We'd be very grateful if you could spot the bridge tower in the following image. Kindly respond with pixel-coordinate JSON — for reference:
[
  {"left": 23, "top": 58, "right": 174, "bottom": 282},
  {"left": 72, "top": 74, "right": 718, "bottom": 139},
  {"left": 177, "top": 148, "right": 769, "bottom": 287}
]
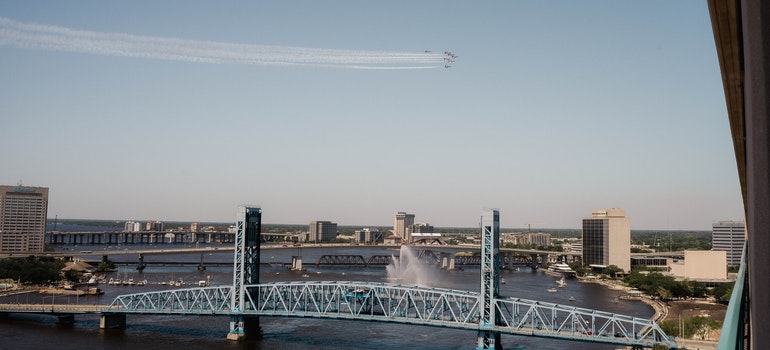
[
  {"left": 477, "top": 209, "right": 502, "bottom": 350},
  {"left": 228, "top": 206, "right": 262, "bottom": 341}
]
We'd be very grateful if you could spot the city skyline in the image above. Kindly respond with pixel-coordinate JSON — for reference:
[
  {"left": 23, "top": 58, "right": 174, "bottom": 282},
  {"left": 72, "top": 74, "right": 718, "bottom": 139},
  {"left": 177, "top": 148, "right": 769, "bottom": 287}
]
[{"left": 1, "top": 2, "right": 744, "bottom": 230}]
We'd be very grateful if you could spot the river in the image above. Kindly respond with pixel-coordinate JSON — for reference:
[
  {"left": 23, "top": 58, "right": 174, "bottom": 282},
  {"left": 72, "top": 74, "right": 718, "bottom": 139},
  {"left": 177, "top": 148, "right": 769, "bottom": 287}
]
[{"left": 0, "top": 244, "right": 653, "bottom": 349}]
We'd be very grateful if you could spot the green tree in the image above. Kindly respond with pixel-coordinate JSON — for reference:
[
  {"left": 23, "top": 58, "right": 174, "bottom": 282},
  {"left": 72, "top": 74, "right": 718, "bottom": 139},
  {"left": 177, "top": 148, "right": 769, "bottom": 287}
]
[
  {"left": 603, "top": 265, "right": 623, "bottom": 278},
  {"left": 711, "top": 282, "right": 735, "bottom": 303},
  {"left": 687, "top": 316, "right": 720, "bottom": 340},
  {"left": 0, "top": 256, "right": 64, "bottom": 284}
]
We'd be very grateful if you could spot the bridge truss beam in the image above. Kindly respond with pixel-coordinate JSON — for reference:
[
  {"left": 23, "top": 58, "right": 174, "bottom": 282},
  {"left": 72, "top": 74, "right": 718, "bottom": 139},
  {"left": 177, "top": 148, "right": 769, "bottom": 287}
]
[{"left": 103, "top": 282, "right": 675, "bottom": 349}]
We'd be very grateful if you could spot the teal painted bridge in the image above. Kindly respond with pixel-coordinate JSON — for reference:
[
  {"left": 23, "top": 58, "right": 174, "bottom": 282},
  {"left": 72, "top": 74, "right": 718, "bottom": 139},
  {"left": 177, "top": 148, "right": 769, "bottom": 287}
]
[{"left": 104, "top": 281, "right": 675, "bottom": 348}]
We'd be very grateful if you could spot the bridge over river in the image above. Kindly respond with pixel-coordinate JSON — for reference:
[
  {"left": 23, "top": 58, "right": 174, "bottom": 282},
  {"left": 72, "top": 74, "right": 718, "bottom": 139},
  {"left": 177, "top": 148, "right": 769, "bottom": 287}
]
[{"left": 0, "top": 207, "right": 676, "bottom": 349}]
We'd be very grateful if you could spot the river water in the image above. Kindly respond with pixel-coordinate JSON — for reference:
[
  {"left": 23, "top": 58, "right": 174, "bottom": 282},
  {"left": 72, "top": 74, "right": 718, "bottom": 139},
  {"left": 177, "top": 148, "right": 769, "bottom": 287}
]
[{"left": 0, "top": 244, "right": 652, "bottom": 349}]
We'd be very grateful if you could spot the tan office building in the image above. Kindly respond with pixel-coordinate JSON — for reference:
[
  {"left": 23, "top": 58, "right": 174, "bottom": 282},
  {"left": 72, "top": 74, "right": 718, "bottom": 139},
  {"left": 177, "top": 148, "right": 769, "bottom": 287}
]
[
  {"left": 0, "top": 185, "right": 49, "bottom": 253},
  {"left": 582, "top": 208, "right": 631, "bottom": 272},
  {"left": 394, "top": 212, "right": 415, "bottom": 242}
]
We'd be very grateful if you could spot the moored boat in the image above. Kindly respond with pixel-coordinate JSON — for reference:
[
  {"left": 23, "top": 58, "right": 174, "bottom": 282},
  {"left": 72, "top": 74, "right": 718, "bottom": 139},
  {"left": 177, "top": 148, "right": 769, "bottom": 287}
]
[{"left": 544, "top": 263, "right": 576, "bottom": 278}]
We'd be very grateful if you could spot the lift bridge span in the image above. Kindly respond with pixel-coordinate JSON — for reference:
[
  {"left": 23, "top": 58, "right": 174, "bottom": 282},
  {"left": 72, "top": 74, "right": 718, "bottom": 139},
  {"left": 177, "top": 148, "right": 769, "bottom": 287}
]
[
  {"left": 67, "top": 207, "right": 677, "bottom": 349},
  {"left": 105, "top": 281, "right": 673, "bottom": 349}
]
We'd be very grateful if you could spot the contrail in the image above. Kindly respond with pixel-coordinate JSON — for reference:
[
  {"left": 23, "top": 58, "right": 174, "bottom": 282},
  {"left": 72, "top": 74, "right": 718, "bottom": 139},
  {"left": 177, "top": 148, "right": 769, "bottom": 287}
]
[{"left": 0, "top": 17, "right": 452, "bottom": 70}]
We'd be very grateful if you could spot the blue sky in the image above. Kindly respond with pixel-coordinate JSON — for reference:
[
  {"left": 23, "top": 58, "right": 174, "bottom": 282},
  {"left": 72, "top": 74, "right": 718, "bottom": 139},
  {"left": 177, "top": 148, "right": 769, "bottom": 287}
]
[{"left": 0, "top": 1, "right": 743, "bottom": 230}]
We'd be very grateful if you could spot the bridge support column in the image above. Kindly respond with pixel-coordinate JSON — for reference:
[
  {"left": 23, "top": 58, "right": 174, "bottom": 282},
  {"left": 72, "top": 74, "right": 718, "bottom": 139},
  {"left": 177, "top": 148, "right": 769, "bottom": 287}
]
[
  {"left": 137, "top": 254, "right": 146, "bottom": 271},
  {"left": 477, "top": 209, "right": 502, "bottom": 350},
  {"left": 529, "top": 254, "right": 539, "bottom": 269},
  {"left": 227, "top": 315, "right": 261, "bottom": 341},
  {"left": 100, "top": 313, "right": 126, "bottom": 329},
  {"left": 198, "top": 252, "right": 207, "bottom": 271},
  {"left": 229, "top": 206, "right": 263, "bottom": 341},
  {"left": 291, "top": 256, "right": 303, "bottom": 271},
  {"left": 476, "top": 330, "right": 502, "bottom": 350}
]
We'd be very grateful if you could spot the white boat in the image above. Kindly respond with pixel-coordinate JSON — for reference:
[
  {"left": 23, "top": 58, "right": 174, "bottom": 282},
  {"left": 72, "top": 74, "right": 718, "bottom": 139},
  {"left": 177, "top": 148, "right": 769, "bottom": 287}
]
[
  {"left": 544, "top": 263, "right": 576, "bottom": 278},
  {"left": 547, "top": 287, "right": 558, "bottom": 293},
  {"left": 556, "top": 277, "right": 567, "bottom": 287},
  {"left": 569, "top": 296, "right": 576, "bottom": 301}
]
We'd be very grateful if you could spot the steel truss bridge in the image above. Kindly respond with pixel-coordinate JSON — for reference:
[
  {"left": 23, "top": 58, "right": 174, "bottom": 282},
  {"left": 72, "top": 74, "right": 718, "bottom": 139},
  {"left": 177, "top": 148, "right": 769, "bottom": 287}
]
[
  {"left": 105, "top": 281, "right": 673, "bottom": 348},
  {"left": 4, "top": 207, "right": 676, "bottom": 349}
]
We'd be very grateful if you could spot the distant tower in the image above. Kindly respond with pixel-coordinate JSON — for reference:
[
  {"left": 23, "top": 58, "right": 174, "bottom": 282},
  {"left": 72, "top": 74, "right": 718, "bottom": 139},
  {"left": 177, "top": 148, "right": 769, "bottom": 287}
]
[
  {"left": 581, "top": 208, "right": 631, "bottom": 272},
  {"left": 0, "top": 185, "right": 49, "bottom": 253},
  {"left": 393, "top": 212, "right": 415, "bottom": 242},
  {"left": 712, "top": 220, "right": 746, "bottom": 266}
]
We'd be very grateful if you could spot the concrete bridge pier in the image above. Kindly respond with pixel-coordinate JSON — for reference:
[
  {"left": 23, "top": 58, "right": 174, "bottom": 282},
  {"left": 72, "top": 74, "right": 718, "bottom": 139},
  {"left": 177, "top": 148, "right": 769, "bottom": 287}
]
[
  {"left": 227, "top": 315, "right": 260, "bottom": 341},
  {"left": 441, "top": 253, "right": 456, "bottom": 270},
  {"left": 539, "top": 254, "right": 549, "bottom": 268},
  {"left": 291, "top": 256, "right": 303, "bottom": 271},
  {"left": 100, "top": 313, "right": 126, "bottom": 329}
]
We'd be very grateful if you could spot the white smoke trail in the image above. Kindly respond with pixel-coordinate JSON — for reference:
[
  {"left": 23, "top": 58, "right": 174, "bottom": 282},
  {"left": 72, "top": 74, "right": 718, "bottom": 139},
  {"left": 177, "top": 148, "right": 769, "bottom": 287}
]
[{"left": 0, "top": 17, "right": 448, "bottom": 70}]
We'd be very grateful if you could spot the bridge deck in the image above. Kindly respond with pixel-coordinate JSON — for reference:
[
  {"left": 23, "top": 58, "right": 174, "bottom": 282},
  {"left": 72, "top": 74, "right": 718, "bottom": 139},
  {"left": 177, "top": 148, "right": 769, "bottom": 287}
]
[{"left": 0, "top": 304, "right": 109, "bottom": 313}]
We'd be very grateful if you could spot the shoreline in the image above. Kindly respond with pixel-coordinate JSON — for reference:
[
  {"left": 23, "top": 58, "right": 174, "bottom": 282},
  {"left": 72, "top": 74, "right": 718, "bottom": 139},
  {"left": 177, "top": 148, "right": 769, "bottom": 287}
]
[{"left": 579, "top": 278, "right": 668, "bottom": 322}]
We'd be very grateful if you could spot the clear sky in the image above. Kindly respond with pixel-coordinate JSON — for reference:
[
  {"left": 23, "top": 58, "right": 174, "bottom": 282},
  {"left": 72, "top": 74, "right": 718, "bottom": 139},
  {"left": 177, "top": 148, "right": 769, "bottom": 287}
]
[{"left": 0, "top": 1, "right": 744, "bottom": 230}]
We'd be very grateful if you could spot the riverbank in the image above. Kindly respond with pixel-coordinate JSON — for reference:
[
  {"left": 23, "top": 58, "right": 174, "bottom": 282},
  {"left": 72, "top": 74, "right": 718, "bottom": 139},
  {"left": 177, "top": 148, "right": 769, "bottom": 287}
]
[
  {"left": 580, "top": 278, "right": 669, "bottom": 322},
  {"left": 580, "top": 277, "right": 725, "bottom": 348}
]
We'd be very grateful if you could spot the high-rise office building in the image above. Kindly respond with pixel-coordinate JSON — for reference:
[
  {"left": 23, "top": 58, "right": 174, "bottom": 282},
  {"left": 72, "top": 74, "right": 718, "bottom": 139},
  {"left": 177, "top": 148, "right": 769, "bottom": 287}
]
[
  {"left": 712, "top": 220, "right": 746, "bottom": 266},
  {"left": 410, "top": 223, "right": 434, "bottom": 234},
  {"left": 394, "top": 212, "right": 415, "bottom": 242},
  {"left": 354, "top": 228, "right": 383, "bottom": 244},
  {"left": 309, "top": 220, "right": 337, "bottom": 243},
  {"left": 0, "top": 185, "right": 49, "bottom": 253},
  {"left": 581, "top": 208, "right": 631, "bottom": 272}
]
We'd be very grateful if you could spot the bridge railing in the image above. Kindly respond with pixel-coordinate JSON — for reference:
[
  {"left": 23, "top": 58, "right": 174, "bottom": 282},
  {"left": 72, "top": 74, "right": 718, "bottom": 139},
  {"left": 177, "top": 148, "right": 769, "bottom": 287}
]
[
  {"left": 105, "top": 286, "right": 234, "bottom": 314},
  {"left": 242, "top": 281, "right": 481, "bottom": 328},
  {"left": 494, "top": 297, "right": 676, "bottom": 348},
  {"left": 717, "top": 244, "right": 748, "bottom": 350}
]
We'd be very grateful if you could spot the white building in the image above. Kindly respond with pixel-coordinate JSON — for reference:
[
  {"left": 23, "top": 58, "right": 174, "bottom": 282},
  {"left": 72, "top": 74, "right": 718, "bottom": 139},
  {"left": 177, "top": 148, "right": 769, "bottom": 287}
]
[{"left": 712, "top": 220, "right": 746, "bottom": 266}]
